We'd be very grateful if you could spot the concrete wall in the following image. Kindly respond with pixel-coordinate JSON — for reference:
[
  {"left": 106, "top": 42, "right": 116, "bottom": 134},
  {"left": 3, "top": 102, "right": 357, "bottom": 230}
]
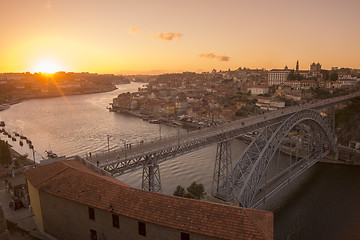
[
  {"left": 27, "top": 180, "right": 44, "bottom": 231},
  {"left": 39, "top": 191, "right": 221, "bottom": 240}
]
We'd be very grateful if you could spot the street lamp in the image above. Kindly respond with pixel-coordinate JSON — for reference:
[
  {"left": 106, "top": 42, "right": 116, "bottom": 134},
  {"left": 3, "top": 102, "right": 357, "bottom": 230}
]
[
  {"left": 107, "top": 135, "right": 111, "bottom": 154},
  {"left": 177, "top": 127, "right": 180, "bottom": 145},
  {"left": 159, "top": 124, "right": 162, "bottom": 140},
  {"left": 120, "top": 139, "right": 127, "bottom": 160}
]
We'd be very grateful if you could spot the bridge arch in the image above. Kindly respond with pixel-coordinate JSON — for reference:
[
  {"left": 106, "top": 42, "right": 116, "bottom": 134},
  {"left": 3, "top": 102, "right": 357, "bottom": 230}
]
[{"left": 229, "top": 109, "right": 335, "bottom": 208}]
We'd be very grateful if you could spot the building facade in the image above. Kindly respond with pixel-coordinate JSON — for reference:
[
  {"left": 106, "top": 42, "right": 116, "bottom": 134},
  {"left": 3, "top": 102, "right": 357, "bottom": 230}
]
[
  {"left": 246, "top": 85, "right": 270, "bottom": 95},
  {"left": 268, "top": 69, "right": 290, "bottom": 85},
  {"left": 25, "top": 160, "right": 273, "bottom": 240}
]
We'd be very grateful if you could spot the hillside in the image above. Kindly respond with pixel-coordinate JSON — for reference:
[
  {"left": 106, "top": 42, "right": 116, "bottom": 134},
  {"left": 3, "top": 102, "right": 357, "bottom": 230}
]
[{"left": 335, "top": 97, "right": 360, "bottom": 145}]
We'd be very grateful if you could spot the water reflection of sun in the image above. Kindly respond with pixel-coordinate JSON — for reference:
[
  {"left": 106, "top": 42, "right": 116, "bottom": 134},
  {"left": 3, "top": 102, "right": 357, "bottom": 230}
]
[{"left": 33, "top": 61, "right": 62, "bottom": 74}]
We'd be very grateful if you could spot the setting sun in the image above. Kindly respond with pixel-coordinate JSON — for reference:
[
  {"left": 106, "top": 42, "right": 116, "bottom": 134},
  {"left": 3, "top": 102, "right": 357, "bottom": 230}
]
[{"left": 33, "top": 61, "right": 62, "bottom": 74}]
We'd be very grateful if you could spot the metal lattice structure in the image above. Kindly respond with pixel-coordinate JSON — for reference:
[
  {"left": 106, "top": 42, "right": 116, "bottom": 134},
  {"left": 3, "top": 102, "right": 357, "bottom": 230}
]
[
  {"left": 142, "top": 163, "right": 162, "bottom": 193},
  {"left": 212, "top": 140, "right": 232, "bottom": 200},
  {"left": 227, "top": 109, "right": 335, "bottom": 208}
]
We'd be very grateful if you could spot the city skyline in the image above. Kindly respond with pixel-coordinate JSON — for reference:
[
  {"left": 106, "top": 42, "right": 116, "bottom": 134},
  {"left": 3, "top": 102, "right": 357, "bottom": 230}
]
[{"left": 1, "top": 0, "right": 360, "bottom": 74}]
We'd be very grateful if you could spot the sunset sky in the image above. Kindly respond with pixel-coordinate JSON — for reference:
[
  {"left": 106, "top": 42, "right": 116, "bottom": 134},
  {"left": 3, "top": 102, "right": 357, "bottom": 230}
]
[{"left": 1, "top": 0, "right": 360, "bottom": 74}]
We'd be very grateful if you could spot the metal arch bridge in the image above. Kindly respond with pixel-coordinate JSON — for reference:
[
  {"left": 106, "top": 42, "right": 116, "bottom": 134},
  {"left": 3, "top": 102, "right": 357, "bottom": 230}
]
[
  {"left": 84, "top": 91, "right": 360, "bottom": 207},
  {"left": 212, "top": 108, "right": 334, "bottom": 208}
]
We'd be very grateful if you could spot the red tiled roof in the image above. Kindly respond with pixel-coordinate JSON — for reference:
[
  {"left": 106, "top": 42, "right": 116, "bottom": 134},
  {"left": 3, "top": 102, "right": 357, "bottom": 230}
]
[{"left": 24, "top": 160, "right": 273, "bottom": 240}]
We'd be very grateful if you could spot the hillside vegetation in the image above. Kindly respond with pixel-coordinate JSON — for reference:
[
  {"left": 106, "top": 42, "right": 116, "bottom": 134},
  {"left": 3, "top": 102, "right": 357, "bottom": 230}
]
[{"left": 335, "top": 97, "right": 360, "bottom": 145}]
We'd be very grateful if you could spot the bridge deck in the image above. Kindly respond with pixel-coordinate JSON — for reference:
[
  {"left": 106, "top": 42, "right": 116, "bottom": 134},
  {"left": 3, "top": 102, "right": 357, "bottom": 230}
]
[{"left": 85, "top": 91, "right": 360, "bottom": 175}]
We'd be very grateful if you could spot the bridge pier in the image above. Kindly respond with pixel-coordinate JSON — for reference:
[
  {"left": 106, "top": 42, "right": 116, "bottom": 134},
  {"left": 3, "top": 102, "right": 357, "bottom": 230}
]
[
  {"left": 142, "top": 163, "right": 162, "bottom": 193},
  {"left": 211, "top": 140, "right": 232, "bottom": 201}
]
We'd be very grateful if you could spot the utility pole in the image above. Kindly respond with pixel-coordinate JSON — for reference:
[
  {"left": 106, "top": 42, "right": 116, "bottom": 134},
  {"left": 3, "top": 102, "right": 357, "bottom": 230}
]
[
  {"left": 107, "top": 135, "right": 111, "bottom": 154},
  {"left": 32, "top": 149, "right": 36, "bottom": 166},
  {"left": 120, "top": 139, "right": 127, "bottom": 160},
  {"left": 159, "top": 124, "right": 162, "bottom": 140},
  {"left": 177, "top": 127, "right": 180, "bottom": 145}
]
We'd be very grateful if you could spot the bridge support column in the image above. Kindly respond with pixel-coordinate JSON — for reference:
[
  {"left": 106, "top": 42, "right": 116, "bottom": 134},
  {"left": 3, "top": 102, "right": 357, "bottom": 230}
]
[
  {"left": 142, "top": 164, "right": 162, "bottom": 193},
  {"left": 211, "top": 140, "right": 232, "bottom": 201}
]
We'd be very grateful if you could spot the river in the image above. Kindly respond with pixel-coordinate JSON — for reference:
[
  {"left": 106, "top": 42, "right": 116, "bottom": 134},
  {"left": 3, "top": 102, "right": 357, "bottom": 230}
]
[{"left": 0, "top": 82, "right": 359, "bottom": 240}]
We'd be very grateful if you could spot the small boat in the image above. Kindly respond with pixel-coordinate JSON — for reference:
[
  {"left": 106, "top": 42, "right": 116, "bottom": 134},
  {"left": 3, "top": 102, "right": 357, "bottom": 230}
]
[
  {"left": 0, "top": 121, "right": 5, "bottom": 127},
  {"left": 14, "top": 132, "right": 20, "bottom": 137},
  {"left": 148, "top": 119, "right": 160, "bottom": 124},
  {"left": 45, "top": 150, "right": 58, "bottom": 158},
  {"left": 20, "top": 135, "right": 27, "bottom": 140},
  {"left": 12, "top": 137, "right": 16, "bottom": 141},
  {"left": 26, "top": 139, "right": 32, "bottom": 144},
  {"left": 29, "top": 145, "right": 34, "bottom": 149},
  {"left": 8, "top": 134, "right": 11, "bottom": 138},
  {"left": 19, "top": 141, "right": 23, "bottom": 146}
]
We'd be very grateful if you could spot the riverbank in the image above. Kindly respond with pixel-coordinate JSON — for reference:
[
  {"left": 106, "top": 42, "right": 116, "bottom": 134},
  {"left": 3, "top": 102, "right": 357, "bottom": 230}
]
[
  {"left": 111, "top": 108, "right": 205, "bottom": 129},
  {"left": 277, "top": 142, "right": 360, "bottom": 166},
  {"left": 0, "top": 84, "right": 118, "bottom": 112},
  {"left": 319, "top": 152, "right": 360, "bottom": 166}
]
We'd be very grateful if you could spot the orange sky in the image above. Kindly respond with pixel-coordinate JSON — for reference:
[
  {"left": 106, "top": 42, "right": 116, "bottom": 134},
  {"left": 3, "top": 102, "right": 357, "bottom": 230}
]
[{"left": 1, "top": 0, "right": 360, "bottom": 74}]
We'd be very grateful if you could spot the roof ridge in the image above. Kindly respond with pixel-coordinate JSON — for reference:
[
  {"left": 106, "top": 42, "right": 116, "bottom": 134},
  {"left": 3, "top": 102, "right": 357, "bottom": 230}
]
[{"left": 33, "top": 163, "right": 71, "bottom": 188}]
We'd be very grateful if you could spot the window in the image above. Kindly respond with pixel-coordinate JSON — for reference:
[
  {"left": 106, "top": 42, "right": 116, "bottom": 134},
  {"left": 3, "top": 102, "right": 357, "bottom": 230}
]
[
  {"left": 138, "top": 221, "right": 146, "bottom": 236},
  {"left": 88, "top": 207, "right": 95, "bottom": 220},
  {"left": 181, "top": 232, "right": 190, "bottom": 240},
  {"left": 112, "top": 214, "right": 119, "bottom": 228},
  {"left": 90, "top": 229, "right": 97, "bottom": 240}
]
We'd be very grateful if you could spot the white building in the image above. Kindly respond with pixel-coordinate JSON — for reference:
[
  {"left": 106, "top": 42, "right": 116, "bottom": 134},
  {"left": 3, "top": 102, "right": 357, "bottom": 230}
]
[
  {"left": 268, "top": 69, "right": 290, "bottom": 85},
  {"left": 256, "top": 97, "right": 285, "bottom": 110},
  {"left": 246, "top": 85, "right": 270, "bottom": 95},
  {"left": 284, "top": 80, "right": 301, "bottom": 90}
]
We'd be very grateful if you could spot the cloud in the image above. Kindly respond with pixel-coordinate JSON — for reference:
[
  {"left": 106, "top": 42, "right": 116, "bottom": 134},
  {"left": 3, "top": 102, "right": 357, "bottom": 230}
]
[
  {"left": 199, "top": 53, "right": 230, "bottom": 61},
  {"left": 199, "top": 53, "right": 217, "bottom": 59},
  {"left": 217, "top": 55, "right": 230, "bottom": 61},
  {"left": 155, "top": 32, "right": 182, "bottom": 41},
  {"left": 128, "top": 27, "right": 141, "bottom": 34}
]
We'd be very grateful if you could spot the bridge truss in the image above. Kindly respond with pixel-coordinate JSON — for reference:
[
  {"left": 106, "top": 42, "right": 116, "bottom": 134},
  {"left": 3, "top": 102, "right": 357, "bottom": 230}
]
[
  {"left": 87, "top": 92, "right": 359, "bottom": 197},
  {"left": 212, "top": 109, "right": 335, "bottom": 208}
]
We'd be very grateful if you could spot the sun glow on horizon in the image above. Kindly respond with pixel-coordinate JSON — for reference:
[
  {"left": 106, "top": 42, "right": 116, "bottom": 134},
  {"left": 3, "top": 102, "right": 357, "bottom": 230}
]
[{"left": 32, "top": 61, "right": 64, "bottom": 74}]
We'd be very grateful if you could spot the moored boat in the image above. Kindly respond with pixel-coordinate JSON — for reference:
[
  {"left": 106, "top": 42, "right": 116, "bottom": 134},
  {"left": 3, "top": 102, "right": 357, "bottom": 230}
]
[
  {"left": 148, "top": 119, "right": 160, "bottom": 124},
  {"left": 45, "top": 150, "right": 58, "bottom": 158}
]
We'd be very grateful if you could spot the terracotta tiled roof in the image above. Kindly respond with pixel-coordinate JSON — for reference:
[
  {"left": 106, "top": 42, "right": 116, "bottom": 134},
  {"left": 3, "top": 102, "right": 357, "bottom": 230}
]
[{"left": 24, "top": 160, "right": 273, "bottom": 240}]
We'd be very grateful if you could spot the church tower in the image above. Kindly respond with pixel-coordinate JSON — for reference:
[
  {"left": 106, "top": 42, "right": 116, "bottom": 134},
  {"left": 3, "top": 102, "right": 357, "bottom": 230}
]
[{"left": 296, "top": 60, "right": 299, "bottom": 72}]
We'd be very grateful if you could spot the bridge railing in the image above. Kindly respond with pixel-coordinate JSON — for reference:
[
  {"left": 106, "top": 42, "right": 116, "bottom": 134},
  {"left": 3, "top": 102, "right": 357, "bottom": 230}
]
[{"left": 83, "top": 91, "right": 360, "bottom": 162}]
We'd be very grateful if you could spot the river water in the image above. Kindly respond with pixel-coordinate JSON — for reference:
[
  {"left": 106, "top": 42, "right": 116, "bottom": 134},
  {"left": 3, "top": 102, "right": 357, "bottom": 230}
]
[{"left": 0, "top": 82, "right": 359, "bottom": 239}]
